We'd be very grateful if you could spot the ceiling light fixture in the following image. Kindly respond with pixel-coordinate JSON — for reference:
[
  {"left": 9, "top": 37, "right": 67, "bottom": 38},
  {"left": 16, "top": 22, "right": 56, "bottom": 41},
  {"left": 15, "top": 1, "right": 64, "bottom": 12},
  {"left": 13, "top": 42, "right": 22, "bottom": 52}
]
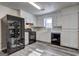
[{"left": 28, "top": 2, "right": 41, "bottom": 10}]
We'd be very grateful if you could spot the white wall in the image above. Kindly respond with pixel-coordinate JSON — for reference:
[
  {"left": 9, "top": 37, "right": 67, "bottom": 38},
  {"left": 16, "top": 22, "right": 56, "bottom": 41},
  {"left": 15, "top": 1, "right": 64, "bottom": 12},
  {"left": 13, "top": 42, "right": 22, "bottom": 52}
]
[
  {"left": 20, "top": 10, "right": 36, "bottom": 26},
  {"left": 0, "top": 5, "right": 19, "bottom": 18},
  {"left": 0, "top": 5, "right": 19, "bottom": 51}
]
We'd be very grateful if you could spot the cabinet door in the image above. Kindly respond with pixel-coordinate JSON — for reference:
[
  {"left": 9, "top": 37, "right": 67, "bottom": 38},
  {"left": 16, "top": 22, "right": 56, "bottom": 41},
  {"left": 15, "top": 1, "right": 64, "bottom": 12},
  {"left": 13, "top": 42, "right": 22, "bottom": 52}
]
[
  {"left": 56, "top": 15, "right": 62, "bottom": 26},
  {"left": 25, "top": 32, "right": 29, "bottom": 45},
  {"left": 53, "top": 13, "right": 62, "bottom": 26},
  {"left": 62, "top": 13, "right": 78, "bottom": 29},
  {"left": 61, "top": 30, "right": 78, "bottom": 48},
  {"left": 53, "top": 16, "right": 57, "bottom": 26}
]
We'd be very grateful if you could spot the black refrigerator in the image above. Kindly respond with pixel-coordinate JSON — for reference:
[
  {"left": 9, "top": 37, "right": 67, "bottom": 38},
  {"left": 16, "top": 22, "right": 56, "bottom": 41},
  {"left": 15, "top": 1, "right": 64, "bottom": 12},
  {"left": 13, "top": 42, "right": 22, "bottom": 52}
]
[{"left": 1, "top": 15, "right": 25, "bottom": 55}]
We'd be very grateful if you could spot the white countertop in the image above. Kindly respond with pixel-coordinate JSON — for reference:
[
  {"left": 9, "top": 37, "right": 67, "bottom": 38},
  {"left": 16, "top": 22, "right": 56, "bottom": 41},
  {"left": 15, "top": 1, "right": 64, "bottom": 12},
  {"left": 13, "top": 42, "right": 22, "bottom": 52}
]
[
  {"left": 51, "top": 29, "right": 62, "bottom": 33},
  {"left": 52, "top": 31, "right": 61, "bottom": 33}
]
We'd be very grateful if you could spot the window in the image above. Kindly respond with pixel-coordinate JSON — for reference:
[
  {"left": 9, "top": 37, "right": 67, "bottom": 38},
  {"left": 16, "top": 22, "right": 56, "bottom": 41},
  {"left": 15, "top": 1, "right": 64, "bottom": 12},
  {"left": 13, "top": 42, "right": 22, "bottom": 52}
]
[{"left": 44, "top": 17, "right": 52, "bottom": 28}]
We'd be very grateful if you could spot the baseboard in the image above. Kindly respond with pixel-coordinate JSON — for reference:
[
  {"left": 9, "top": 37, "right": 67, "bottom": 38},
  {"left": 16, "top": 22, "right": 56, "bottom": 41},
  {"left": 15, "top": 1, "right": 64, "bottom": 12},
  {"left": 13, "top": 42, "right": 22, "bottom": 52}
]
[
  {"left": 37, "top": 40, "right": 79, "bottom": 51},
  {"left": 37, "top": 40, "right": 51, "bottom": 44},
  {"left": 0, "top": 48, "right": 6, "bottom": 51},
  {"left": 2, "top": 49, "right": 7, "bottom": 53},
  {"left": 60, "top": 45, "right": 79, "bottom": 50}
]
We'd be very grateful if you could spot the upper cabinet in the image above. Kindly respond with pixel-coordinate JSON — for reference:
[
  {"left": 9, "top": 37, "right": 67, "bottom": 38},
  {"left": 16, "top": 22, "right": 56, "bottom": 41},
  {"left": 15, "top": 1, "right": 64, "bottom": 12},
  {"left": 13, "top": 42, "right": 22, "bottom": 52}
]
[
  {"left": 53, "top": 12, "right": 62, "bottom": 27},
  {"left": 56, "top": 12, "right": 62, "bottom": 26},
  {"left": 35, "top": 16, "right": 44, "bottom": 27},
  {"left": 52, "top": 15, "right": 57, "bottom": 27},
  {"left": 61, "top": 6, "right": 79, "bottom": 29},
  {"left": 61, "top": 13, "right": 78, "bottom": 29}
]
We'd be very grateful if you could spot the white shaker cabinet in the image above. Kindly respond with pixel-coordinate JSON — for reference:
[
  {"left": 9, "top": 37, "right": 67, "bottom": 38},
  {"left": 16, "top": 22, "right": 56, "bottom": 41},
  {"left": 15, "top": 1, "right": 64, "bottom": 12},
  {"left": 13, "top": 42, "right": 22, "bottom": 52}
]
[
  {"left": 25, "top": 32, "right": 29, "bottom": 45},
  {"left": 61, "top": 13, "right": 79, "bottom": 49},
  {"left": 56, "top": 12, "right": 62, "bottom": 26},
  {"left": 61, "top": 6, "right": 79, "bottom": 49},
  {"left": 53, "top": 16, "right": 57, "bottom": 26},
  {"left": 36, "top": 30, "right": 51, "bottom": 43},
  {"left": 61, "top": 30, "right": 79, "bottom": 49},
  {"left": 53, "top": 12, "right": 62, "bottom": 27},
  {"left": 61, "top": 13, "right": 78, "bottom": 29}
]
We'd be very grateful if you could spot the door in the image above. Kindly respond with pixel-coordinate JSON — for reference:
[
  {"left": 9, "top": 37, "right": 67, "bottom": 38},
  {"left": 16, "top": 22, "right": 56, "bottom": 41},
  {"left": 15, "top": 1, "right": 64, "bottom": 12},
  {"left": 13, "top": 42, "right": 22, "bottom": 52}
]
[
  {"left": 29, "top": 31, "right": 36, "bottom": 44},
  {"left": 62, "top": 13, "right": 78, "bottom": 29},
  {"left": 61, "top": 30, "right": 78, "bottom": 49},
  {"left": 25, "top": 32, "right": 29, "bottom": 45},
  {"left": 7, "top": 15, "right": 24, "bottom": 54}
]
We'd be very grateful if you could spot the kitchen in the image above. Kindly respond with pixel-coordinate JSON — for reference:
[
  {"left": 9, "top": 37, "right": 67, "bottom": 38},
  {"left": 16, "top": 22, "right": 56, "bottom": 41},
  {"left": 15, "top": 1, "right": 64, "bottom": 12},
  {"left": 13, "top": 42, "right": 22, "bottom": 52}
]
[{"left": 0, "top": 2, "right": 79, "bottom": 56}]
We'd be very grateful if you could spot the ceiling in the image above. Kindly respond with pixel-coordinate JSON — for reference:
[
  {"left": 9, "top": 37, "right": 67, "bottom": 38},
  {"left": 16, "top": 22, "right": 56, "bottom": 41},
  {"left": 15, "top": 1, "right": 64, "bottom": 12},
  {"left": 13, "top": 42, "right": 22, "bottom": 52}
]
[{"left": 0, "top": 2, "right": 79, "bottom": 15}]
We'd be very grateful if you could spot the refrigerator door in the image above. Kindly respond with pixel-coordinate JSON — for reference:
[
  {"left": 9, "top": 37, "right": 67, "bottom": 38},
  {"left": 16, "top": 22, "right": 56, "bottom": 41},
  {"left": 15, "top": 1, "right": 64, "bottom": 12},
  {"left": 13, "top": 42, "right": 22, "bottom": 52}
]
[
  {"left": 61, "top": 30, "right": 78, "bottom": 49},
  {"left": 7, "top": 15, "right": 25, "bottom": 55}
]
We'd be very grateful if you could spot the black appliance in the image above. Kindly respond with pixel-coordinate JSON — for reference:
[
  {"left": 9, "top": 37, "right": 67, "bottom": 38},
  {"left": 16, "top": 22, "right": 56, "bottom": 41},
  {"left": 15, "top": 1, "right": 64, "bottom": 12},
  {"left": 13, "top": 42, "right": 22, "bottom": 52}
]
[
  {"left": 51, "top": 33, "right": 60, "bottom": 46},
  {"left": 1, "top": 15, "right": 25, "bottom": 55},
  {"left": 29, "top": 31, "right": 36, "bottom": 44}
]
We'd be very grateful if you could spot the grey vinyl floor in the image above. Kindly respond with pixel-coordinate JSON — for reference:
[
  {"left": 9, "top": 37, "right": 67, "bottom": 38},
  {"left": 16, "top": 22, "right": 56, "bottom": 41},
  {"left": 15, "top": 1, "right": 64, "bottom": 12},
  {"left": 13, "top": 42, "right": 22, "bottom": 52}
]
[{"left": 1, "top": 41, "right": 79, "bottom": 56}]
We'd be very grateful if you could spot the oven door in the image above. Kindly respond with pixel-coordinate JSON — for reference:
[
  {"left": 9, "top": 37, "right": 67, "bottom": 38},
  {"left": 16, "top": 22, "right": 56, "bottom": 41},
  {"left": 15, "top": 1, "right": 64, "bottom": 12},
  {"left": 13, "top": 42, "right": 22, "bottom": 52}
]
[{"left": 29, "top": 32, "right": 36, "bottom": 44}]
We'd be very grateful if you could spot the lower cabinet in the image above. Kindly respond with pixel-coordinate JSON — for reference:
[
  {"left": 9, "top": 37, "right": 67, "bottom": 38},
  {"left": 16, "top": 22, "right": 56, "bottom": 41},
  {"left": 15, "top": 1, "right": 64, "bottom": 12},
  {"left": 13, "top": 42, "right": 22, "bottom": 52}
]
[
  {"left": 61, "top": 30, "right": 79, "bottom": 49},
  {"left": 25, "top": 31, "right": 36, "bottom": 45}
]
